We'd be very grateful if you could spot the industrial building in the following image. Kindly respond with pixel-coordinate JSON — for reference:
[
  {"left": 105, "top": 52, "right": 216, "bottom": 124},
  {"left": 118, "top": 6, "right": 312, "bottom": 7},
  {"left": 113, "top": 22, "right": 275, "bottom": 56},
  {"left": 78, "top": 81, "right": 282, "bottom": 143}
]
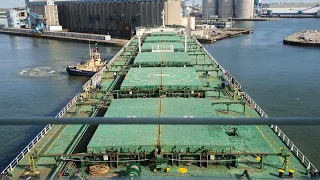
[
  {"left": 266, "top": 3, "right": 320, "bottom": 15},
  {"left": 5, "top": 8, "right": 28, "bottom": 28},
  {"left": 202, "top": 0, "right": 254, "bottom": 18},
  {"left": 26, "top": 0, "right": 181, "bottom": 37},
  {"left": 0, "top": 9, "right": 8, "bottom": 28}
]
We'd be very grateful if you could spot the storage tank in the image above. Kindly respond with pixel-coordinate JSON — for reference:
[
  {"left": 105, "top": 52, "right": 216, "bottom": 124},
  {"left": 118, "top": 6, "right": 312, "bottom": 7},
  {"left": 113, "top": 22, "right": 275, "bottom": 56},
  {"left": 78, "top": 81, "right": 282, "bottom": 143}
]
[
  {"left": 235, "top": 0, "right": 254, "bottom": 18},
  {"left": 105, "top": 35, "right": 111, "bottom": 41},
  {"left": 188, "top": 16, "right": 195, "bottom": 30},
  {"left": 202, "top": 0, "right": 218, "bottom": 17},
  {"left": 181, "top": 17, "right": 188, "bottom": 27},
  {"left": 218, "top": 0, "right": 234, "bottom": 18}
]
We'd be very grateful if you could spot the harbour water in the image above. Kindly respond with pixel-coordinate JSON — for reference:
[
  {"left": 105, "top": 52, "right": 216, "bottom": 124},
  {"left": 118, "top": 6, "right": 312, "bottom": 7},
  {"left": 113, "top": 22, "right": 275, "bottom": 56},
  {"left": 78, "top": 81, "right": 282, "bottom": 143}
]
[{"left": 0, "top": 18, "right": 320, "bottom": 170}]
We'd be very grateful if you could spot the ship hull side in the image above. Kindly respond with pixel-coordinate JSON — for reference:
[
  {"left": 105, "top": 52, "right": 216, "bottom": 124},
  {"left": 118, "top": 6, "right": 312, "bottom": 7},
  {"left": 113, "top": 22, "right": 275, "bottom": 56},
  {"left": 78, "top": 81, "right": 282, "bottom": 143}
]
[{"left": 66, "top": 67, "right": 96, "bottom": 76}]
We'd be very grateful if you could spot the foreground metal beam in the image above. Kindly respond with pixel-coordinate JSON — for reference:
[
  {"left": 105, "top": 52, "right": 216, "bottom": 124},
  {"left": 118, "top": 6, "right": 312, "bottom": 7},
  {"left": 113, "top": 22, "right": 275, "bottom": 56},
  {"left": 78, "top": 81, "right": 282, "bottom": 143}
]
[{"left": 0, "top": 117, "right": 320, "bottom": 125}]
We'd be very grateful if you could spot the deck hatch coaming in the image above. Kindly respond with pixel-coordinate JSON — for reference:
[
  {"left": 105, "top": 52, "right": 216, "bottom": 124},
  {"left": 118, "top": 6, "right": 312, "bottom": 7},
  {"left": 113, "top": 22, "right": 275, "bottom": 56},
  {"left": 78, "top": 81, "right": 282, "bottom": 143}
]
[
  {"left": 120, "top": 67, "right": 203, "bottom": 90},
  {"left": 87, "top": 98, "right": 222, "bottom": 153},
  {"left": 133, "top": 52, "right": 191, "bottom": 66}
]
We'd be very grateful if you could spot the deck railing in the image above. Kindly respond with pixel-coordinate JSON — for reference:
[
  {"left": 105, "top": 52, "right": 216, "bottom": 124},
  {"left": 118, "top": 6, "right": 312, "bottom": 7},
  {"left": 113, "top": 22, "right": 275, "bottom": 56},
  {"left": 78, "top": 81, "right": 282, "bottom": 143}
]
[
  {"left": 192, "top": 36, "right": 242, "bottom": 90},
  {"left": 243, "top": 92, "right": 318, "bottom": 173},
  {"left": 2, "top": 30, "right": 318, "bottom": 176},
  {"left": 1, "top": 94, "right": 81, "bottom": 174},
  {"left": 193, "top": 35, "right": 318, "bottom": 174},
  {"left": 55, "top": 93, "right": 81, "bottom": 118},
  {"left": 82, "top": 38, "right": 134, "bottom": 92},
  {"left": 1, "top": 38, "right": 135, "bottom": 175}
]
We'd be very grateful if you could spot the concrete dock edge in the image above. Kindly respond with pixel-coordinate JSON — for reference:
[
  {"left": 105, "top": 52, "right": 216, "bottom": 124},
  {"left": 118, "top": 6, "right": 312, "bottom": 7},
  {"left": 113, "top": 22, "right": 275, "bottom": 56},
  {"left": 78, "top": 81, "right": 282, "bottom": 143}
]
[{"left": 0, "top": 30, "right": 129, "bottom": 47}]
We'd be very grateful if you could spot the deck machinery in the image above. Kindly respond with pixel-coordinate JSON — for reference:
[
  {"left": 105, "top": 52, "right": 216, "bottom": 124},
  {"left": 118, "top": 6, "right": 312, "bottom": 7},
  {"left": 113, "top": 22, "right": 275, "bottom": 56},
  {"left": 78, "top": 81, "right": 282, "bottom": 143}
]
[{"left": 1, "top": 24, "right": 319, "bottom": 180}]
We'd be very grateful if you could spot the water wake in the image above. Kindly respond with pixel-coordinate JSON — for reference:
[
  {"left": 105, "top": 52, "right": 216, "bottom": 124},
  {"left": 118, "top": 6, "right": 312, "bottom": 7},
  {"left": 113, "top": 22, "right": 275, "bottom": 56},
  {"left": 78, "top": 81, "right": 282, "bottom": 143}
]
[{"left": 17, "top": 66, "right": 57, "bottom": 77}]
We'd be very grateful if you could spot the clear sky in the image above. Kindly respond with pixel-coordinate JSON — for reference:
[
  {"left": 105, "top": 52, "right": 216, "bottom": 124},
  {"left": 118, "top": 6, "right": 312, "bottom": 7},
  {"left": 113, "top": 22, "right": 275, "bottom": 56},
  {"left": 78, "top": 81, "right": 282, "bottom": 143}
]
[{"left": 0, "top": 0, "right": 319, "bottom": 8}]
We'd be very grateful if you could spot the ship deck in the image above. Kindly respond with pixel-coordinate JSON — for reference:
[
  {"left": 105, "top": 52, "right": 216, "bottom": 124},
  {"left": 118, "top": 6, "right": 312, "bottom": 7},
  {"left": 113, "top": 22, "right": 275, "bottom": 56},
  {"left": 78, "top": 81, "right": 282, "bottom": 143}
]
[{"left": 5, "top": 28, "right": 312, "bottom": 180}]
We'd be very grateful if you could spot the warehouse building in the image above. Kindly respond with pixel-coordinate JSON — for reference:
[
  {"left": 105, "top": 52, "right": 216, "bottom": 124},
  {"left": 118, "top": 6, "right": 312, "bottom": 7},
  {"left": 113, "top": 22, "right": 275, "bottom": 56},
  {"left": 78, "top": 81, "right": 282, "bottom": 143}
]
[
  {"left": 26, "top": 0, "right": 181, "bottom": 37},
  {"left": 266, "top": 3, "right": 320, "bottom": 15}
]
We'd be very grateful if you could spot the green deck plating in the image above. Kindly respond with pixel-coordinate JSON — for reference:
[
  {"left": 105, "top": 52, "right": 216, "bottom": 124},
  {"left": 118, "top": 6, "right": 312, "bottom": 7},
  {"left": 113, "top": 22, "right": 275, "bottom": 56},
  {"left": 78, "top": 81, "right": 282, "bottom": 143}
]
[
  {"left": 2, "top": 27, "right": 317, "bottom": 180},
  {"left": 141, "top": 42, "right": 185, "bottom": 52},
  {"left": 121, "top": 67, "right": 202, "bottom": 90},
  {"left": 133, "top": 52, "right": 191, "bottom": 66}
]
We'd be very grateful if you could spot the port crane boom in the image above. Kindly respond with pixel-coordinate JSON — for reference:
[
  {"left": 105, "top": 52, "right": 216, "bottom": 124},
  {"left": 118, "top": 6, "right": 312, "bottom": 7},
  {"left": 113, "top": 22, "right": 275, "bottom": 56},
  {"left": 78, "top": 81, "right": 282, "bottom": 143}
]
[{"left": 26, "top": 8, "right": 46, "bottom": 35}]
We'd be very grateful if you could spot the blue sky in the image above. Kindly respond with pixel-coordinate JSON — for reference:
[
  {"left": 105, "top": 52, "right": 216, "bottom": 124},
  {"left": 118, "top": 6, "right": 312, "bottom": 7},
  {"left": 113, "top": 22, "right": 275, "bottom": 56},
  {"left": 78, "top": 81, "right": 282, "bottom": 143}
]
[{"left": 1, "top": 0, "right": 319, "bottom": 8}]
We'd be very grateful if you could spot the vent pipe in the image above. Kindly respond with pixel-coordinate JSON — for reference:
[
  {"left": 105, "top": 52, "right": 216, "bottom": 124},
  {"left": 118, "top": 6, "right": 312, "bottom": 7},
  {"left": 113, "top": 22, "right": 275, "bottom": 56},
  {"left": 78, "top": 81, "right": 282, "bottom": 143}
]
[
  {"left": 161, "top": 9, "right": 165, "bottom": 28},
  {"left": 138, "top": 35, "right": 141, "bottom": 52},
  {"left": 184, "top": 35, "right": 187, "bottom": 52}
]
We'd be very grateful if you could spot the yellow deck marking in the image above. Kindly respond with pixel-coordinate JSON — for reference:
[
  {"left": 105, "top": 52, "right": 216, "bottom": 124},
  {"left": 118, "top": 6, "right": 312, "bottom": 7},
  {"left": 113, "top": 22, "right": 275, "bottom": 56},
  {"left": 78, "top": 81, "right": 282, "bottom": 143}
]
[
  {"left": 245, "top": 110, "right": 287, "bottom": 166},
  {"left": 245, "top": 108, "right": 298, "bottom": 172},
  {"left": 260, "top": 125, "right": 299, "bottom": 172},
  {"left": 178, "top": 167, "right": 188, "bottom": 173}
]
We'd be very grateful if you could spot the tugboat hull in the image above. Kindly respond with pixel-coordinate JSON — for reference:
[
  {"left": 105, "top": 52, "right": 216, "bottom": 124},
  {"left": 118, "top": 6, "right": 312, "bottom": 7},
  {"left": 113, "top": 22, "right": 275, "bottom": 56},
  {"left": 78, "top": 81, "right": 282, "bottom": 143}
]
[{"left": 66, "top": 67, "right": 96, "bottom": 76}]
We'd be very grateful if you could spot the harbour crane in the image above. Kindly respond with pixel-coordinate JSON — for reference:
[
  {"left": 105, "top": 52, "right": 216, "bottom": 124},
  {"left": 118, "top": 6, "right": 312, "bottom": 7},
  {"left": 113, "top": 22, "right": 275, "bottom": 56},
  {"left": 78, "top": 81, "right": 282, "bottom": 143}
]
[
  {"left": 289, "top": 4, "right": 319, "bottom": 14},
  {"left": 115, "top": 14, "right": 130, "bottom": 31},
  {"left": 26, "top": 8, "right": 46, "bottom": 35}
]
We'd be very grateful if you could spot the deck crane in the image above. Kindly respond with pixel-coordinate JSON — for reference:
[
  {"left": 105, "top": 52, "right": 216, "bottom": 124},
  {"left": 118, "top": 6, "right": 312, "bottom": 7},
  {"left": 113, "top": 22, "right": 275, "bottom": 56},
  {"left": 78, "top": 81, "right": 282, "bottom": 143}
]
[{"left": 26, "top": 7, "right": 46, "bottom": 35}]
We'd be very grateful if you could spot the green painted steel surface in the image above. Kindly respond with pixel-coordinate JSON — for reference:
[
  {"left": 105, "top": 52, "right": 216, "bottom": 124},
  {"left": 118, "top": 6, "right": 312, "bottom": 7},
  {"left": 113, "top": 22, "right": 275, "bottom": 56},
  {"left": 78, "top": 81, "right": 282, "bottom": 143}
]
[
  {"left": 161, "top": 125, "right": 231, "bottom": 153},
  {"left": 151, "top": 32, "right": 177, "bottom": 36},
  {"left": 121, "top": 67, "right": 203, "bottom": 90},
  {"left": 133, "top": 52, "right": 191, "bottom": 66},
  {"left": 103, "top": 98, "right": 216, "bottom": 118},
  {"left": 145, "top": 36, "right": 182, "bottom": 42},
  {"left": 8, "top": 30, "right": 313, "bottom": 180},
  {"left": 88, "top": 98, "right": 218, "bottom": 153},
  {"left": 104, "top": 99, "right": 159, "bottom": 117},
  {"left": 160, "top": 98, "right": 216, "bottom": 117},
  {"left": 141, "top": 42, "right": 185, "bottom": 51},
  {"left": 87, "top": 124, "right": 158, "bottom": 153}
]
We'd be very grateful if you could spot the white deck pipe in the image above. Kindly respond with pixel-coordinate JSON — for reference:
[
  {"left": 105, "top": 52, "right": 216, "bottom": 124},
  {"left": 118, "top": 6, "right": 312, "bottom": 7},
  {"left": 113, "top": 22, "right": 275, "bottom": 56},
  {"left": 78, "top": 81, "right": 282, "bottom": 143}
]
[
  {"left": 185, "top": 35, "right": 187, "bottom": 52},
  {"left": 138, "top": 35, "right": 141, "bottom": 52}
]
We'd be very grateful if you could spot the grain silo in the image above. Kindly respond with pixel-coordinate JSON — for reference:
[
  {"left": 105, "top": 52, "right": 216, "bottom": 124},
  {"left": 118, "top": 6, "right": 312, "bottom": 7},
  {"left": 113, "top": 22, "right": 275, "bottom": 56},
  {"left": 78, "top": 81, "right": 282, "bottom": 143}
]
[
  {"left": 202, "top": 0, "right": 218, "bottom": 18},
  {"left": 188, "top": 16, "right": 195, "bottom": 30},
  {"left": 26, "top": 0, "right": 181, "bottom": 37},
  {"left": 218, "top": 0, "right": 234, "bottom": 18},
  {"left": 180, "top": 17, "right": 188, "bottom": 27},
  {"left": 235, "top": 0, "right": 254, "bottom": 18}
]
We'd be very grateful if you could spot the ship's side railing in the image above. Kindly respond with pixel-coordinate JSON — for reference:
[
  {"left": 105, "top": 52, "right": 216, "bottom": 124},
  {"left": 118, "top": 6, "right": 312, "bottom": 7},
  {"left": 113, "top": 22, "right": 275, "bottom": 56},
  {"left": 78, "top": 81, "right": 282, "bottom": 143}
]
[
  {"left": 192, "top": 36, "right": 242, "bottom": 90},
  {"left": 1, "top": 38, "right": 135, "bottom": 175},
  {"left": 242, "top": 92, "right": 318, "bottom": 173},
  {"left": 1, "top": 93, "right": 81, "bottom": 174},
  {"left": 193, "top": 35, "right": 318, "bottom": 174},
  {"left": 55, "top": 93, "right": 81, "bottom": 118},
  {"left": 82, "top": 38, "right": 134, "bottom": 92}
]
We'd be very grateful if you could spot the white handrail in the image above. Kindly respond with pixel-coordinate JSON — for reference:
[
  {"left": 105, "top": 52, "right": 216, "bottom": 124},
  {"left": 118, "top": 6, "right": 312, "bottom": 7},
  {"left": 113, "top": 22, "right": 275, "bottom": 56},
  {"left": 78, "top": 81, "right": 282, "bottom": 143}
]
[
  {"left": 192, "top": 36, "right": 242, "bottom": 90},
  {"left": 1, "top": 38, "right": 135, "bottom": 175},
  {"left": 242, "top": 92, "right": 318, "bottom": 173},
  {"left": 2, "top": 30, "right": 318, "bottom": 176},
  {"left": 82, "top": 38, "right": 134, "bottom": 92},
  {"left": 1, "top": 93, "right": 81, "bottom": 174}
]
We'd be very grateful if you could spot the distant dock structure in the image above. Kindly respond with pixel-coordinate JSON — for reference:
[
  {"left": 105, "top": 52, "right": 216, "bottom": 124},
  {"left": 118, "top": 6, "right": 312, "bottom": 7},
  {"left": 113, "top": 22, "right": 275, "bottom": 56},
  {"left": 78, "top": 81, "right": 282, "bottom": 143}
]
[{"left": 283, "top": 30, "right": 320, "bottom": 47}]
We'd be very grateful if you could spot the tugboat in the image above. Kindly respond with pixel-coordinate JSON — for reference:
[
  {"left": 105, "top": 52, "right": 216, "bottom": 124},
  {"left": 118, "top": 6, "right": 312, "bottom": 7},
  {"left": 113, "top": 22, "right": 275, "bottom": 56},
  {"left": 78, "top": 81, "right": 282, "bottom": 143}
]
[{"left": 66, "top": 44, "right": 107, "bottom": 76}]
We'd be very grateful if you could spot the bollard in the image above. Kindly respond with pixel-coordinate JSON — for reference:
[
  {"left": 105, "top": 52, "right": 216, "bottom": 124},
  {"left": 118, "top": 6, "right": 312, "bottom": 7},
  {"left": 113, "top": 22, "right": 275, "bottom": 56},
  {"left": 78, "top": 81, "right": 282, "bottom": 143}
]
[
  {"left": 289, "top": 169, "right": 294, "bottom": 178},
  {"left": 34, "top": 171, "right": 40, "bottom": 179},
  {"left": 24, "top": 172, "right": 31, "bottom": 180},
  {"left": 279, "top": 169, "right": 284, "bottom": 178}
]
